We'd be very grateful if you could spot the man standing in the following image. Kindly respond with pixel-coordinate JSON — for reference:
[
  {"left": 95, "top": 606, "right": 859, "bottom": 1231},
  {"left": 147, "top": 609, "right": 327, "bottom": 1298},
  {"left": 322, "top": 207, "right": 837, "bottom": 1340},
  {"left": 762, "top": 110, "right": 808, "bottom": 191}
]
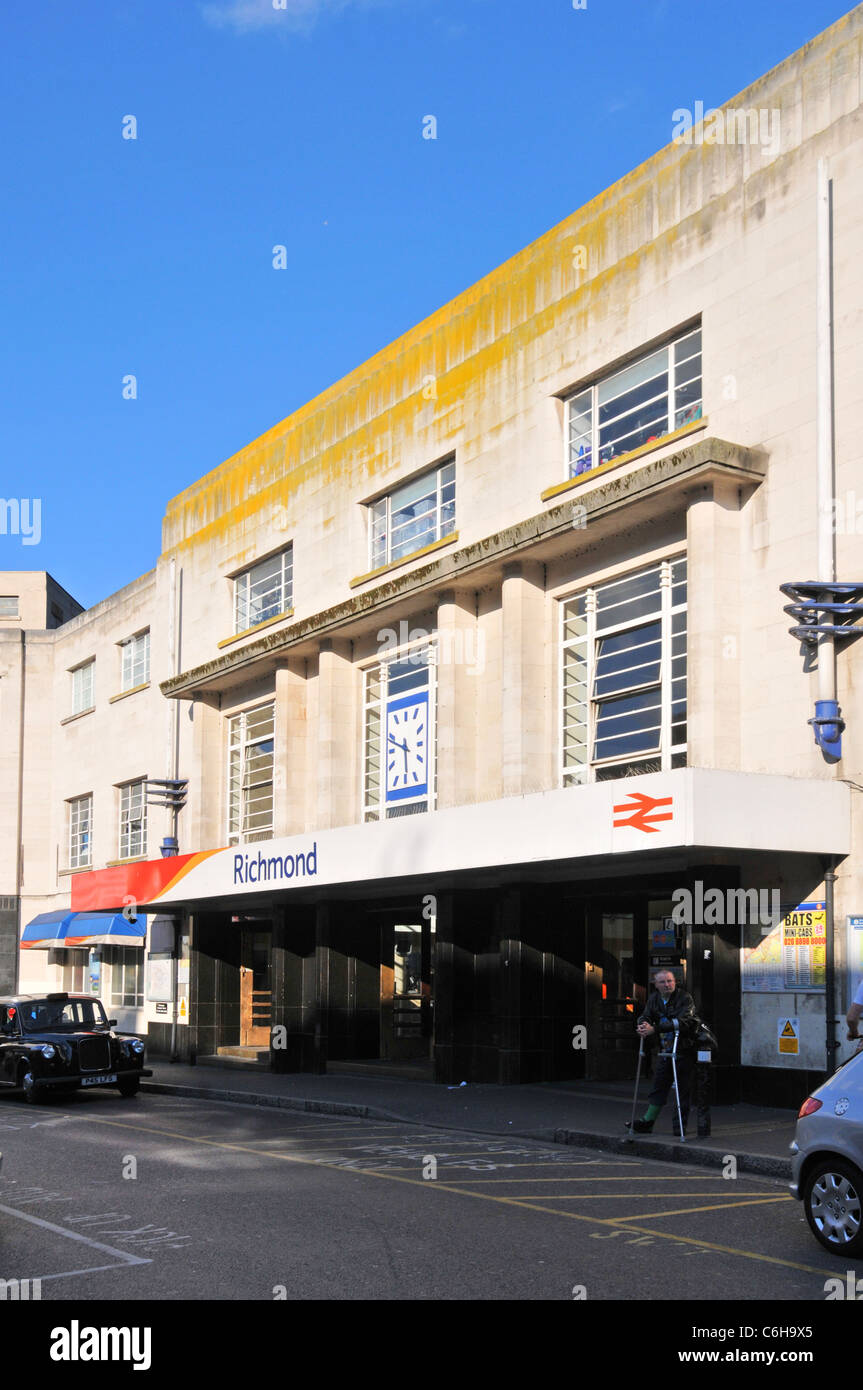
[{"left": 630, "top": 969, "right": 698, "bottom": 1135}]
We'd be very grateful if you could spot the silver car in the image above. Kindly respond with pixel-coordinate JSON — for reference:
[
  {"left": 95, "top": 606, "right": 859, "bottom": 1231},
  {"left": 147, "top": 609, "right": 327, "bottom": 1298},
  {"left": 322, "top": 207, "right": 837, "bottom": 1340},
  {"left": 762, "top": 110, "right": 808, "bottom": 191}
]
[{"left": 790, "top": 1049, "right": 863, "bottom": 1256}]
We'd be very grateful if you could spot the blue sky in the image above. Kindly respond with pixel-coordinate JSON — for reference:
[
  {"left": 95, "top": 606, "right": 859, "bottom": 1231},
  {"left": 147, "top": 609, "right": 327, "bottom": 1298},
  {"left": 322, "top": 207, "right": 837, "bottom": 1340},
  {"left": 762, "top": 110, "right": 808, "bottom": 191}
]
[{"left": 0, "top": 0, "right": 853, "bottom": 607}]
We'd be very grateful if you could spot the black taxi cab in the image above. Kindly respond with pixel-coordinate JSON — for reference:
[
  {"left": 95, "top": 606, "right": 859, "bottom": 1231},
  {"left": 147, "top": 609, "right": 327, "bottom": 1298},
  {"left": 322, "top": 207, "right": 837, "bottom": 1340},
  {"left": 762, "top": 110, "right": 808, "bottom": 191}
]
[{"left": 0, "top": 994, "right": 151, "bottom": 1101}]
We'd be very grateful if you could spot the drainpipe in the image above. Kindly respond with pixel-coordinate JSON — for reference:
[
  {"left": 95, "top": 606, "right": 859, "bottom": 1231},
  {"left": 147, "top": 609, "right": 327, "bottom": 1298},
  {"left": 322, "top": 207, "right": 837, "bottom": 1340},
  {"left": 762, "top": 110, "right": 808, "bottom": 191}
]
[
  {"left": 824, "top": 856, "right": 838, "bottom": 1075},
  {"left": 812, "top": 158, "right": 842, "bottom": 757},
  {"left": 15, "top": 631, "right": 26, "bottom": 991}
]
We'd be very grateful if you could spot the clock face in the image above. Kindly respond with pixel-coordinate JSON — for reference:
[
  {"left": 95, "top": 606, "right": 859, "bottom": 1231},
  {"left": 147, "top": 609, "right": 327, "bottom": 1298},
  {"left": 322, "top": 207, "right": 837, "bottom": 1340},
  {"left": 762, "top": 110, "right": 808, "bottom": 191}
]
[{"left": 385, "top": 692, "right": 429, "bottom": 802}]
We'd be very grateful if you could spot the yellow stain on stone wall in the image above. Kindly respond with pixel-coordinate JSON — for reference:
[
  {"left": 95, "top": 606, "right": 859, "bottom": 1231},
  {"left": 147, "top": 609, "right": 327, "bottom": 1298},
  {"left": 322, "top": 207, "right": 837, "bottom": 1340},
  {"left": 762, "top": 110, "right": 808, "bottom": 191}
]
[{"left": 159, "top": 10, "right": 862, "bottom": 561}]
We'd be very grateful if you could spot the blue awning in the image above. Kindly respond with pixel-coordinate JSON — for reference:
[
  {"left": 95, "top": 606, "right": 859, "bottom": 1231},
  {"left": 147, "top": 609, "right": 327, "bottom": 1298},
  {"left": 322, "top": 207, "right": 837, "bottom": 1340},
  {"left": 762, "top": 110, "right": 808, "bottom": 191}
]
[{"left": 21, "top": 911, "right": 147, "bottom": 950}]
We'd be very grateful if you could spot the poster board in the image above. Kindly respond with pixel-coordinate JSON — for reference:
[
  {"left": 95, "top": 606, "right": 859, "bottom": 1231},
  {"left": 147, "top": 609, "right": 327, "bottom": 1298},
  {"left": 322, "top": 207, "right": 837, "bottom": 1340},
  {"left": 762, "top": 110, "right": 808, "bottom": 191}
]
[{"left": 742, "top": 902, "right": 826, "bottom": 993}]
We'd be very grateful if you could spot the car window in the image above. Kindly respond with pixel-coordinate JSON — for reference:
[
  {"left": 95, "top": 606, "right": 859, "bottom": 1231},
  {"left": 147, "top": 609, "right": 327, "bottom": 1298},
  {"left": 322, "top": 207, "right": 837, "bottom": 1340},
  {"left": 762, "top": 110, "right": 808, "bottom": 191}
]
[{"left": 20, "top": 999, "right": 108, "bottom": 1031}]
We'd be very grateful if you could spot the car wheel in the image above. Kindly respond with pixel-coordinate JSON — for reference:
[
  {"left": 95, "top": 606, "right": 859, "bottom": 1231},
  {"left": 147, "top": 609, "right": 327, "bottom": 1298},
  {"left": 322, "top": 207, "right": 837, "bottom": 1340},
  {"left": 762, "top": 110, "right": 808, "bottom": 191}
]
[
  {"left": 117, "top": 1078, "right": 140, "bottom": 1099},
  {"left": 19, "top": 1068, "right": 43, "bottom": 1105},
  {"left": 804, "top": 1159, "right": 863, "bottom": 1256}
]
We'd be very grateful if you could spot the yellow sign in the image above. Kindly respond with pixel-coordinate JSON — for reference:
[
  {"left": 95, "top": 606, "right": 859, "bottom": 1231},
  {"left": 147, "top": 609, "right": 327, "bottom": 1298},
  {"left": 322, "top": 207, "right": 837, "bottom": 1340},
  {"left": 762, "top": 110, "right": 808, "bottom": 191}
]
[
  {"left": 744, "top": 903, "right": 827, "bottom": 992},
  {"left": 178, "top": 996, "right": 188, "bottom": 1023},
  {"left": 778, "top": 1017, "right": 799, "bottom": 1054}
]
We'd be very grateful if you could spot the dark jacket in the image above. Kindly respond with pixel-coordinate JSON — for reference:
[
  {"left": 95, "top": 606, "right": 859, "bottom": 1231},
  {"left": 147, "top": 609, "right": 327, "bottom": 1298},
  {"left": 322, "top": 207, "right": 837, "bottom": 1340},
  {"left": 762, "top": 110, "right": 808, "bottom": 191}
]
[{"left": 637, "top": 989, "right": 698, "bottom": 1053}]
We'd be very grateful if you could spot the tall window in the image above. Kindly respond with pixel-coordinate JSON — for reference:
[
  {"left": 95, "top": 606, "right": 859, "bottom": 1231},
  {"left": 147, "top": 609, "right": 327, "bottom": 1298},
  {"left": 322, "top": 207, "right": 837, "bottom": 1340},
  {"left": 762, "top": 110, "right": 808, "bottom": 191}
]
[
  {"left": 62, "top": 959, "right": 86, "bottom": 993},
  {"left": 561, "top": 557, "right": 687, "bottom": 784},
  {"left": 228, "top": 704, "right": 275, "bottom": 845},
  {"left": 71, "top": 660, "right": 95, "bottom": 715},
  {"left": 107, "top": 947, "right": 144, "bottom": 1009},
  {"left": 68, "top": 794, "right": 93, "bottom": 869},
  {"left": 370, "top": 460, "right": 455, "bottom": 571},
  {"left": 364, "top": 646, "right": 435, "bottom": 821},
  {"left": 567, "top": 328, "right": 702, "bottom": 478},
  {"left": 119, "top": 780, "right": 147, "bottom": 858},
  {"left": 120, "top": 630, "right": 150, "bottom": 690},
  {"left": 234, "top": 548, "right": 293, "bottom": 634}
]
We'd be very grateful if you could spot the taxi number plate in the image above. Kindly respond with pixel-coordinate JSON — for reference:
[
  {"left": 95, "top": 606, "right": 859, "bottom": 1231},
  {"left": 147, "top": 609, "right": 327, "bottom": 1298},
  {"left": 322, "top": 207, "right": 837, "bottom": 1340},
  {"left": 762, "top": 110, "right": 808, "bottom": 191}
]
[{"left": 81, "top": 1074, "right": 117, "bottom": 1086}]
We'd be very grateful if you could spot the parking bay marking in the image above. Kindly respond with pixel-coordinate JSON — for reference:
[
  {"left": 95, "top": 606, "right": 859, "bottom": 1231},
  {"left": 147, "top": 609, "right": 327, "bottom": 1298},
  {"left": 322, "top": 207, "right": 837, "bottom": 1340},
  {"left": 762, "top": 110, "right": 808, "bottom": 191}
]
[
  {"left": 490, "top": 1193, "right": 789, "bottom": 1201},
  {"left": 0, "top": 1203, "right": 152, "bottom": 1285},
  {"left": 69, "top": 1111, "right": 844, "bottom": 1279},
  {"left": 608, "top": 1196, "right": 793, "bottom": 1221}
]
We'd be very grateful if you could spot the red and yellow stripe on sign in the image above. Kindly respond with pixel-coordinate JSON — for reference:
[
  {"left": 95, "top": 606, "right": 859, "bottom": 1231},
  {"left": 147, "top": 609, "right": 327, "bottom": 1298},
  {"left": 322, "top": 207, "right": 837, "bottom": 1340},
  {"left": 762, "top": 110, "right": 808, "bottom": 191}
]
[{"left": 70, "top": 849, "right": 225, "bottom": 912}]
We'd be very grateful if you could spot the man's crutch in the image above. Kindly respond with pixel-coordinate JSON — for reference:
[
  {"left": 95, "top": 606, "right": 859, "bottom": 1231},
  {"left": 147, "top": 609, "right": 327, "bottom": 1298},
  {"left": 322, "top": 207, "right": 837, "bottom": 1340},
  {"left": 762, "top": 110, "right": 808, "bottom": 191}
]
[
  {"left": 625, "top": 1034, "right": 646, "bottom": 1135},
  {"left": 670, "top": 1020, "right": 686, "bottom": 1143}
]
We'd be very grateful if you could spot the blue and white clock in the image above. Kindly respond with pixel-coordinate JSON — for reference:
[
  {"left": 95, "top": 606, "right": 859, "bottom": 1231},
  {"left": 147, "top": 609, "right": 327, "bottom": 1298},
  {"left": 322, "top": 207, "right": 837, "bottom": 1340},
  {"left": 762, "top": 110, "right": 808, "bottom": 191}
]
[{"left": 385, "top": 691, "right": 429, "bottom": 804}]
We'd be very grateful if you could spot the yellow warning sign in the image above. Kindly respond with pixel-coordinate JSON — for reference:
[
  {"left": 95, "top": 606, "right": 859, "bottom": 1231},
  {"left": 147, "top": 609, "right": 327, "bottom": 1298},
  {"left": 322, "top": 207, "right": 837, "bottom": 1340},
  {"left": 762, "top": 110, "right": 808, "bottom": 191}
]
[
  {"left": 178, "top": 996, "right": 188, "bottom": 1023},
  {"left": 778, "top": 1017, "right": 799, "bottom": 1054}
]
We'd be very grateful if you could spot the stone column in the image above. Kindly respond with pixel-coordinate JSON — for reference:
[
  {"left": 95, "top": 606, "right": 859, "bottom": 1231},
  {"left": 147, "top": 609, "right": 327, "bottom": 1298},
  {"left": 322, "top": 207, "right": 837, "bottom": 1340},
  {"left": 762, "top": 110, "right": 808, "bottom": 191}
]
[
  {"left": 501, "top": 560, "right": 548, "bottom": 797},
  {"left": 434, "top": 589, "right": 478, "bottom": 809},
  {"left": 315, "top": 639, "right": 355, "bottom": 829},
  {"left": 188, "top": 695, "right": 222, "bottom": 852},
  {"left": 274, "top": 658, "right": 307, "bottom": 835},
  {"left": 686, "top": 478, "right": 741, "bottom": 769}
]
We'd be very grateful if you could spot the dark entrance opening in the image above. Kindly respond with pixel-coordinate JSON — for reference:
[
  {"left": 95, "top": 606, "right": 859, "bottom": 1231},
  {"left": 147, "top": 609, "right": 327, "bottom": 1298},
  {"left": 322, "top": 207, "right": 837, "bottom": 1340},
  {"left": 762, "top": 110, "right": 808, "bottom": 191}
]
[
  {"left": 240, "top": 926, "right": 272, "bottom": 1047},
  {"left": 380, "top": 914, "right": 434, "bottom": 1063}
]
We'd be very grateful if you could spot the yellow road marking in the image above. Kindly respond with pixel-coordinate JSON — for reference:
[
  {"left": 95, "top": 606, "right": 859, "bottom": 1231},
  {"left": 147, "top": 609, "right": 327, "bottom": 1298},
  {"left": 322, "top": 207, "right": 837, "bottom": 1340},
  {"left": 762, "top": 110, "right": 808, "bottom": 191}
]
[
  {"left": 602, "top": 1196, "right": 794, "bottom": 1220},
  {"left": 236, "top": 1138, "right": 536, "bottom": 1152},
  {"left": 188, "top": 1130, "right": 419, "bottom": 1145},
  {"left": 73, "top": 1113, "right": 835, "bottom": 1279},
  {"left": 591, "top": 1217, "right": 831, "bottom": 1275},
  {"left": 503, "top": 1193, "right": 783, "bottom": 1201},
  {"left": 392, "top": 1174, "right": 747, "bottom": 1184}
]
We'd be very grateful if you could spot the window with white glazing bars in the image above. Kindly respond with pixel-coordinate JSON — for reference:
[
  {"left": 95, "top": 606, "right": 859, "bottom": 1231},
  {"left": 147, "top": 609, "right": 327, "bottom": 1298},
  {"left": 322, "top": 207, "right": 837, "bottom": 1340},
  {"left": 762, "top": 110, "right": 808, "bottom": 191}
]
[
  {"left": 108, "top": 948, "right": 144, "bottom": 1008},
  {"left": 71, "top": 661, "right": 94, "bottom": 715},
  {"left": 121, "top": 631, "right": 150, "bottom": 690},
  {"left": 68, "top": 794, "right": 92, "bottom": 869},
  {"left": 567, "top": 329, "right": 702, "bottom": 478},
  {"left": 227, "top": 703, "right": 275, "bottom": 844},
  {"left": 234, "top": 548, "right": 293, "bottom": 634},
  {"left": 370, "top": 460, "right": 455, "bottom": 571},
  {"left": 561, "top": 558, "right": 687, "bottom": 784},
  {"left": 119, "top": 780, "right": 147, "bottom": 858}
]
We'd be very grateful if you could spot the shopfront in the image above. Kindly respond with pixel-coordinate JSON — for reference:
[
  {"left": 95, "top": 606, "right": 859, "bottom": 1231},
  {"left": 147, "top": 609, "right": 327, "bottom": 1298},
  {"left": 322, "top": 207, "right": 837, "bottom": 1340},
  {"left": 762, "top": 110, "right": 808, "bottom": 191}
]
[{"left": 67, "top": 768, "right": 851, "bottom": 1102}]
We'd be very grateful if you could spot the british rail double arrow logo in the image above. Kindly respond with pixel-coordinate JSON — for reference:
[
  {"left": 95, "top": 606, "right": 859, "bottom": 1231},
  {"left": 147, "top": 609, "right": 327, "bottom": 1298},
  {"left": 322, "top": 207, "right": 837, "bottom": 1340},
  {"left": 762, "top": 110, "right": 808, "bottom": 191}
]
[{"left": 612, "top": 791, "right": 674, "bottom": 833}]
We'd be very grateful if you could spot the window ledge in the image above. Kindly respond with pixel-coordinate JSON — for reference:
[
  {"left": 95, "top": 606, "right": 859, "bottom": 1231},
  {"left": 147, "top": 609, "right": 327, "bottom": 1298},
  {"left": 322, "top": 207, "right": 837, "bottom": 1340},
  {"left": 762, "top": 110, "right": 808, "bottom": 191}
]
[
  {"left": 60, "top": 706, "right": 95, "bottom": 726},
  {"left": 59, "top": 865, "right": 92, "bottom": 876},
  {"left": 109, "top": 682, "right": 150, "bottom": 704},
  {"left": 541, "top": 417, "right": 708, "bottom": 502},
  {"left": 218, "top": 609, "right": 294, "bottom": 650},
  {"left": 349, "top": 532, "right": 460, "bottom": 589},
  {"left": 105, "top": 855, "right": 149, "bottom": 867}
]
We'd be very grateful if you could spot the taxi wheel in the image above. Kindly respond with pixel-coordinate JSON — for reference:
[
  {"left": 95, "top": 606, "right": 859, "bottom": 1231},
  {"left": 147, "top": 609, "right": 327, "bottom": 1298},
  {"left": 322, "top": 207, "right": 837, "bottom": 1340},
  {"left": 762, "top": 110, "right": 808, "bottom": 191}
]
[
  {"left": 19, "top": 1068, "right": 44, "bottom": 1105},
  {"left": 804, "top": 1159, "right": 863, "bottom": 1256},
  {"left": 117, "top": 1078, "right": 140, "bottom": 1099}
]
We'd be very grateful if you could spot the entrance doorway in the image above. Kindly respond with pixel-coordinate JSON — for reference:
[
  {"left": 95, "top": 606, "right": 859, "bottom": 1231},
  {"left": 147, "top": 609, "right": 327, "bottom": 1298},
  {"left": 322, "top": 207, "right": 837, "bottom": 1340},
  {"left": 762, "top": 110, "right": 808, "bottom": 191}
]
[
  {"left": 585, "top": 906, "right": 647, "bottom": 1081},
  {"left": 380, "top": 918, "right": 433, "bottom": 1061},
  {"left": 240, "top": 928, "right": 272, "bottom": 1047}
]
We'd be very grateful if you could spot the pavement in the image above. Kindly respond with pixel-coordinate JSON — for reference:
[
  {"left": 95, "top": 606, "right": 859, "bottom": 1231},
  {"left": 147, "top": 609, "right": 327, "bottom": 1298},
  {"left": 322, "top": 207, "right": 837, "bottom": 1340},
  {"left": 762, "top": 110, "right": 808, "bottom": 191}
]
[{"left": 141, "top": 1060, "right": 803, "bottom": 1179}]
